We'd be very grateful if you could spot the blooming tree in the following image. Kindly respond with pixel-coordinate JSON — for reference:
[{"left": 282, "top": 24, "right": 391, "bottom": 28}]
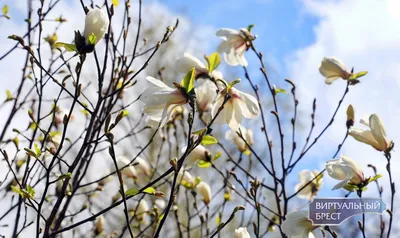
[{"left": 0, "top": 1, "right": 396, "bottom": 238}]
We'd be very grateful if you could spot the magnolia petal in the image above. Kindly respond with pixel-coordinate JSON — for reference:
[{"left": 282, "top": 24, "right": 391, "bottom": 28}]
[
  {"left": 332, "top": 178, "right": 351, "bottom": 190},
  {"left": 282, "top": 211, "right": 313, "bottom": 237},
  {"left": 175, "top": 53, "right": 206, "bottom": 73},
  {"left": 226, "top": 100, "right": 243, "bottom": 131},
  {"left": 237, "top": 91, "right": 259, "bottom": 118},
  {"left": 325, "top": 158, "right": 348, "bottom": 180},
  {"left": 369, "top": 114, "right": 388, "bottom": 151},
  {"left": 349, "top": 128, "right": 382, "bottom": 150},
  {"left": 216, "top": 28, "right": 241, "bottom": 40},
  {"left": 211, "top": 96, "right": 227, "bottom": 124},
  {"left": 324, "top": 76, "right": 340, "bottom": 85}
]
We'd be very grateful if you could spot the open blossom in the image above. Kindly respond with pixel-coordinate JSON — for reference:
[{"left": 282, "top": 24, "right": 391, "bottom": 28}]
[
  {"left": 182, "top": 145, "right": 211, "bottom": 165},
  {"left": 134, "top": 157, "right": 151, "bottom": 176},
  {"left": 175, "top": 53, "right": 223, "bottom": 79},
  {"left": 325, "top": 155, "right": 364, "bottom": 190},
  {"left": 196, "top": 79, "right": 218, "bottom": 111},
  {"left": 225, "top": 126, "right": 254, "bottom": 152},
  {"left": 282, "top": 210, "right": 316, "bottom": 238},
  {"left": 211, "top": 85, "right": 259, "bottom": 131},
  {"left": 116, "top": 155, "right": 137, "bottom": 179},
  {"left": 295, "top": 170, "right": 323, "bottom": 200},
  {"left": 140, "top": 76, "right": 188, "bottom": 127},
  {"left": 234, "top": 227, "right": 251, "bottom": 238},
  {"left": 196, "top": 181, "right": 212, "bottom": 205},
  {"left": 319, "top": 57, "right": 351, "bottom": 85},
  {"left": 349, "top": 114, "right": 392, "bottom": 152},
  {"left": 83, "top": 7, "right": 109, "bottom": 44},
  {"left": 216, "top": 28, "right": 254, "bottom": 67}
]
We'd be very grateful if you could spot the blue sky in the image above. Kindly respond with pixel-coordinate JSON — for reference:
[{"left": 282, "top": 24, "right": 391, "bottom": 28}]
[{"left": 162, "top": 0, "right": 319, "bottom": 75}]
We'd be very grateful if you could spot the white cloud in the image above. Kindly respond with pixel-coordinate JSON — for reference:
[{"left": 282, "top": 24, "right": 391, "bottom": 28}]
[{"left": 286, "top": 0, "right": 400, "bottom": 224}]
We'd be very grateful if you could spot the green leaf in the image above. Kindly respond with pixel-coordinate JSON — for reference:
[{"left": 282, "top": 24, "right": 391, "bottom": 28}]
[
  {"left": 204, "top": 52, "right": 221, "bottom": 73},
  {"left": 369, "top": 174, "right": 383, "bottom": 183},
  {"left": 192, "top": 129, "right": 206, "bottom": 136},
  {"left": 158, "top": 214, "right": 164, "bottom": 223},
  {"left": 58, "top": 172, "right": 72, "bottom": 180},
  {"left": 24, "top": 147, "right": 37, "bottom": 158},
  {"left": 247, "top": 24, "right": 255, "bottom": 32},
  {"left": 216, "top": 214, "right": 221, "bottom": 226},
  {"left": 343, "top": 183, "right": 357, "bottom": 192},
  {"left": 197, "top": 160, "right": 211, "bottom": 168},
  {"left": 112, "top": 0, "right": 119, "bottom": 6},
  {"left": 88, "top": 33, "right": 97, "bottom": 45},
  {"left": 349, "top": 71, "right": 368, "bottom": 80},
  {"left": 5, "top": 90, "right": 12, "bottom": 101},
  {"left": 11, "top": 185, "right": 35, "bottom": 199},
  {"left": 180, "top": 68, "right": 196, "bottom": 93},
  {"left": 125, "top": 188, "right": 139, "bottom": 197},
  {"left": 201, "top": 135, "right": 218, "bottom": 146},
  {"left": 213, "top": 151, "right": 222, "bottom": 161},
  {"left": 2, "top": 5, "right": 8, "bottom": 15},
  {"left": 226, "top": 78, "right": 241, "bottom": 91},
  {"left": 143, "top": 187, "right": 156, "bottom": 195},
  {"left": 115, "top": 110, "right": 129, "bottom": 125},
  {"left": 273, "top": 86, "right": 287, "bottom": 94},
  {"left": 53, "top": 42, "right": 77, "bottom": 52},
  {"left": 34, "top": 143, "right": 41, "bottom": 157}
]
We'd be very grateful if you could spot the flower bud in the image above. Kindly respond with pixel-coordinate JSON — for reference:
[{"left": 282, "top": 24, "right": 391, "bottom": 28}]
[
  {"left": 196, "top": 181, "right": 212, "bottom": 205},
  {"left": 83, "top": 7, "right": 109, "bottom": 45},
  {"left": 234, "top": 227, "right": 251, "bottom": 238}
]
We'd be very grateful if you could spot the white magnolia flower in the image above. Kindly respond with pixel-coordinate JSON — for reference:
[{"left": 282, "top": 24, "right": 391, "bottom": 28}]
[
  {"left": 116, "top": 155, "right": 137, "bottom": 179},
  {"left": 182, "top": 145, "right": 211, "bottom": 165},
  {"left": 136, "top": 199, "right": 149, "bottom": 220},
  {"left": 234, "top": 227, "right": 251, "bottom": 238},
  {"left": 325, "top": 155, "right": 364, "bottom": 190},
  {"left": 83, "top": 7, "right": 109, "bottom": 44},
  {"left": 196, "top": 181, "right": 212, "bottom": 205},
  {"left": 141, "top": 77, "right": 188, "bottom": 127},
  {"left": 196, "top": 79, "right": 218, "bottom": 112},
  {"left": 282, "top": 210, "right": 316, "bottom": 238},
  {"left": 216, "top": 28, "right": 253, "bottom": 67},
  {"left": 319, "top": 57, "right": 351, "bottom": 85},
  {"left": 225, "top": 125, "right": 254, "bottom": 152},
  {"left": 175, "top": 52, "right": 223, "bottom": 79},
  {"left": 295, "top": 170, "right": 323, "bottom": 200},
  {"left": 134, "top": 157, "right": 151, "bottom": 176},
  {"left": 211, "top": 85, "right": 259, "bottom": 131},
  {"left": 177, "top": 170, "right": 195, "bottom": 187},
  {"left": 349, "top": 114, "right": 392, "bottom": 152},
  {"left": 154, "top": 199, "right": 166, "bottom": 210}
]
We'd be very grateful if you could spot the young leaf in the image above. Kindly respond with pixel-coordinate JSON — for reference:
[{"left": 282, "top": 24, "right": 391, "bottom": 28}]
[
  {"left": 5, "top": 90, "right": 12, "bottom": 101},
  {"left": 58, "top": 172, "right": 72, "bottom": 180},
  {"left": 247, "top": 24, "right": 255, "bottom": 32},
  {"left": 201, "top": 135, "right": 218, "bottom": 146},
  {"left": 2, "top": 5, "right": 8, "bottom": 15},
  {"left": 349, "top": 71, "right": 368, "bottom": 80},
  {"left": 197, "top": 160, "right": 211, "bottom": 168},
  {"left": 180, "top": 68, "right": 196, "bottom": 93},
  {"left": 125, "top": 187, "right": 139, "bottom": 197},
  {"left": 112, "top": 0, "right": 119, "bottom": 6},
  {"left": 115, "top": 110, "right": 129, "bottom": 125},
  {"left": 53, "top": 42, "right": 77, "bottom": 52},
  {"left": 226, "top": 78, "right": 241, "bottom": 91},
  {"left": 88, "top": 33, "right": 97, "bottom": 45},
  {"left": 273, "top": 86, "right": 287, "bottom": 94},
  {"left": 205, "top": 52, "right": 221, "bottom": 73},
  {"left": 143, "top": 187, "right": 156, "bottom": 195},
  {"left": 213, "top": 151, "right": 222, "bottom": 161}
]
